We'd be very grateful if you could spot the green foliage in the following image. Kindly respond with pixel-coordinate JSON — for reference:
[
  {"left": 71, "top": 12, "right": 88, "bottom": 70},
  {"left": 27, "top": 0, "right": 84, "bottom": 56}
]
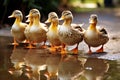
[
  {"left": 3, "top": 0, "right": 9, "bottom": 6},
  {"left": 22, "top": 0, "right": 42, "bottom": 10}
]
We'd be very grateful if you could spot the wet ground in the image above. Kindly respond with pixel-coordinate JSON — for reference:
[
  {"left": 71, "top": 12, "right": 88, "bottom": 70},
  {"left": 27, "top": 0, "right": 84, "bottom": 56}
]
[
  {"left": 0, "top": 8, "right": 120, "bottom": 80},
  {"left": 0, "top": 36, "right": 120, "bottom": 80}
]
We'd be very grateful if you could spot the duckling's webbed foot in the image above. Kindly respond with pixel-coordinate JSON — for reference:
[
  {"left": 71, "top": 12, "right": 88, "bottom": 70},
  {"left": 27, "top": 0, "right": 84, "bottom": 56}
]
[
  {"left": 96, "top": 45, "right": 104, "bottom": 53},
  {"left": 71, "top": 44, "right": 78, "bottom": 54}
]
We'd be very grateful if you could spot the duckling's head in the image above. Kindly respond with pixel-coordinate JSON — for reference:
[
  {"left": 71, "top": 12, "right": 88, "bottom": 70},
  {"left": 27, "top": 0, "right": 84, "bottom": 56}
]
[
  {"left": 45, "top": 12, "right": 58, "bottom": 23},
  {"left": 89, "top": 14, "right": 98, "bottom": 24},
  {"left": 59, "top": 10, "right": 73, "bottom": 20},
  {"left": 8, "top": 10, "right": 23, "bottom": 20},
  {"left": 26, "top": 9, "right": 40, "bottom": 19}
]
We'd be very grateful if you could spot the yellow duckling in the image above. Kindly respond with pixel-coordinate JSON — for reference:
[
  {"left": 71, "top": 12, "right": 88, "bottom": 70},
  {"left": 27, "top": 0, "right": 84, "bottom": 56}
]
[
  {"left": 45, "top": 12, "right": 61, "bottom": 51},
  {"left": 8, "top": 10, "right": 27, "bottom": 45},
  {"left": 24, "top": 16, "right": 34, "bottom": 48},
  {"left": 26, "top": 9, "right": 48, "bottom": 48},
  {"left": 84, "top": 14, "right": 109, "bottom": 54},
  {"left": 58, "top": 10, "right": 84, "bottom": 54}
]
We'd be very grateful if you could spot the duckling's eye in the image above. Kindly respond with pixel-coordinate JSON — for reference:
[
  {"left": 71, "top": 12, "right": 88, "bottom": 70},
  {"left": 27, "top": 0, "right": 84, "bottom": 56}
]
[
  {"left": 65, "top": 13, "right": 70, "bottom": 16},
  {"left": 52, "top": 16, "right": 57, "bottom": 19},
  {"left": 15, "top": 12, "right": 20, "bottom": 15},
  {"left": 94, "top": 17, "right": 97, "bottom": 20},
  {"left": 91, "top": 15, "right": 97, "bottom": 20},
  {"left": 32, "top": 11, "right": 37, "bottom": 14},
  {"left": 33, "top": 12, "right": 36, "bottom": 14}
]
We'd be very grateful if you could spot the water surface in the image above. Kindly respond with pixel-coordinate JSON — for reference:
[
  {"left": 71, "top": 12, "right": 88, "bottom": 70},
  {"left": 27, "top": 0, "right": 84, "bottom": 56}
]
[{"left": 0, "top": 36, "right": 120, "bottom": 80}]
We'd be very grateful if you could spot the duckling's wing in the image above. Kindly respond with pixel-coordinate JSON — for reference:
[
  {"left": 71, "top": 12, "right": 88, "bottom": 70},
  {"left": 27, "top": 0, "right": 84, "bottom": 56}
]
[
  {"left": 97, "top": 26, "right": 107, "bottom": 33},
  {"left": 72, "top": 23, "right": 84, "bottom": 29},
  {"left": 41, "top": 23, "right": 48, "bottom": 27},
  {"left": 40, "top": 23, "right": 48, "bottom": 32},
  {"left": 20, "top": 23, "right": 27, "bottom": 28},
  {"left": 71, "top": 23, "right": 85, "bottom": 34},
  {"left": 99, "top": 27, "right": 107, "bottom": 34},
  {"left": 97, "top": 26, "right": 108, "bottom": 37}
]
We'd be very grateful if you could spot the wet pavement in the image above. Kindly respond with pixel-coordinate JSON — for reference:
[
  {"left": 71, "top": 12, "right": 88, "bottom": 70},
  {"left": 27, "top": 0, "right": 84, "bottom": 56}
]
[{"left": 0, "top": 36, "right": 120, "bottom": 80}]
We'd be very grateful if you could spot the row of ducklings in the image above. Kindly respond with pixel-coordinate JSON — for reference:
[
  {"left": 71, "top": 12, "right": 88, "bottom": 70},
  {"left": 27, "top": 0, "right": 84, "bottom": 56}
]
[{"left": 8, "top": 8, "right": 109, "bottom": 54}]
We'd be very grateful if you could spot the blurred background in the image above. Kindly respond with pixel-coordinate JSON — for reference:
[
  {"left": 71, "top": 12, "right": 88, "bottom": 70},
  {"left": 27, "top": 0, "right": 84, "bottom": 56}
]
[{"left": 0, "top": 0, "right": 120, "bottom": 28}]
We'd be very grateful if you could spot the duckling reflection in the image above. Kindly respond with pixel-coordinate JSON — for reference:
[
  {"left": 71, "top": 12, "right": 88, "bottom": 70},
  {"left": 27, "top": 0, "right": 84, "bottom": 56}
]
[
  {"left": 10, "top": 48, "right": 27, "bottom": 69},
  {"left": 83, "top": 58, "right": 109, "bottom": 80},
  {"left": 24, "top": 49, "right": 50, "bottom": 80},
  {"left": 8, "top": 67, "right": 23, "bottom": 77},
  {"left": 9, "top": 48, "right": 28, "bottom": 77},
  {"left": 19, "top": 65, "right": 36, "bottom": 80},
  {"left": 45, "top": 54, "right": 61, "bottom": 80},
  {"left": 58, "top": 55, "right": 83, "bottom": 80}
]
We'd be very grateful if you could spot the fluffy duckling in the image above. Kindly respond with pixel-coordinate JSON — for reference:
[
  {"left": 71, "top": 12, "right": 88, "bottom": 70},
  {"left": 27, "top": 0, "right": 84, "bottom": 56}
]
[
  {"left": 58, "top": 10, "right": 84, "bottom": 54},
  {"left": 84, "top": 14, "right": 109, "bottom": 54},
  {"left": 24, "top": 16, "right": 33, "bottom": 41},
  {"left": 8, "top": 10, "right": 27, "bottom": 45},
  {"left": 26, "top": 9, "right": 48, "bottom": 48},
  {"left": 24, "top": 16, "right": 35, "bottom": 48},
  {"left": 45, "top": 12, "right": 61, "bottom": 51}
]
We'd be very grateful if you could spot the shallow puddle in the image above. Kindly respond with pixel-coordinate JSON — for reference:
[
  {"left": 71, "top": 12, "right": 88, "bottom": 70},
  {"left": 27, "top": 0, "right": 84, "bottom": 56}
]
[{"left": 0, "top": 36, "right": 120, "bottom": 80}]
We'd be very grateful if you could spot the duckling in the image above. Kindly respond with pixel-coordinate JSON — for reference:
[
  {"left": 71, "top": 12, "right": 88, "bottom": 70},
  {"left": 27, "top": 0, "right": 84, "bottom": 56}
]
[
  {"left": 26, "top": 9, "right": 48, "bottom": 48},
  {"left": 24, "top": 16, "right": 33, "bottom": 40},
  {"left": 45, "top": 12, "right": 61, "bottom": 52},
  {"left": 58, "top": 10, "right": 84, "bottom": 54},
  {"left": 24, "top": 16, "right": 35, "bottom": 48},
  {"left": 84, "top": 14, "right": 109, "bottom": 54},
  {"left": 8, "top": 10, "right": 27, "bottom": 45}
]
